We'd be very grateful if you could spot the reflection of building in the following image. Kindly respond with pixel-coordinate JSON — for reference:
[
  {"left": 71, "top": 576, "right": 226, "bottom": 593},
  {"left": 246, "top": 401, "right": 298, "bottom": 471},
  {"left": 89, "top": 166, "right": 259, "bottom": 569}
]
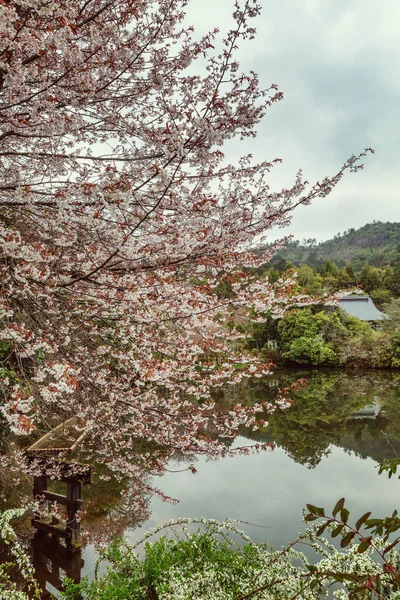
[
  {"left": 339, "top": 295, "right": 387, "bottom": 323},
  {"left": 32, "top": 534, "right": 83, "bottom": 599},
  {"left": 349, "top": 402, "right": 381, "bottom": 420}
]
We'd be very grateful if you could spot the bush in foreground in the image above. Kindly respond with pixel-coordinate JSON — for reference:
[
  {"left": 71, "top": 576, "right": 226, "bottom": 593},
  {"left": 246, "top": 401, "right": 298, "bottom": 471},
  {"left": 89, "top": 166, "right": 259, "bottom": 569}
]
[
  {"left": 59, "top": 517, "right": 400, "bottom": 600},
  {"left": 3, "top": 507, "right": 400, "bottom": 599}
]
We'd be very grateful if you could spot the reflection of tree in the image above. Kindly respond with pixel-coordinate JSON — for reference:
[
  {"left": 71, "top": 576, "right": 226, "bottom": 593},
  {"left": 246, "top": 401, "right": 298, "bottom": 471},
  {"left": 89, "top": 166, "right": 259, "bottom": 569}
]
[
  {"left": 267, "top": 372, "right": 363, "bottom": 468},
  {"left": 81, "top": 479, "right": 151, "bottom": 544},
  {"left": 379, "top": 383, "right": 400, "bottom": 441},
  {"left": 3, "top": 370, "right": 400, "bottom": 553},
  {"left": 238, "top": 370, "right": 400, "bottom": 469},
  {"left": 340, "top": 380, "right": 400, "bottom": 464}
]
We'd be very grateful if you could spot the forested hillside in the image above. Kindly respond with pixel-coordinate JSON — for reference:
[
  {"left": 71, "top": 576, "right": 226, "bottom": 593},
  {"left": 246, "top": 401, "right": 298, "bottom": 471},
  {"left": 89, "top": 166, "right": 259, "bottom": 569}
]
[
  {"left": 240, "top": 221, "right": 400, "bottom": 368},
  {"left": 271, "top": 221, "right": 400, "bottom": 270}
]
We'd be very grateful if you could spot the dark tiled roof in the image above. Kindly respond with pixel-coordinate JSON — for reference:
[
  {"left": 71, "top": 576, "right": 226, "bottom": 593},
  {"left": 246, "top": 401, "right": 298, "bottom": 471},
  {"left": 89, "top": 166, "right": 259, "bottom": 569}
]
[{"left": 339, "top": 295, "right": 386, "bottom": 321}]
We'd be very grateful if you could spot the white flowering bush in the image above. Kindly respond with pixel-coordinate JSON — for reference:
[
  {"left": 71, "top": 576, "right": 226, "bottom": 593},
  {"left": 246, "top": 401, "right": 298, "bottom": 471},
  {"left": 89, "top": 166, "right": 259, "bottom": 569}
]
[
  {"left": 0, "top": 508, "right": 39, "bottom": 600},
  {"left": 2, "top": 506, "right": 400, "bottom": 598},
  {"left": 59, "top": 517, "right": 400, "bottom": 600}
]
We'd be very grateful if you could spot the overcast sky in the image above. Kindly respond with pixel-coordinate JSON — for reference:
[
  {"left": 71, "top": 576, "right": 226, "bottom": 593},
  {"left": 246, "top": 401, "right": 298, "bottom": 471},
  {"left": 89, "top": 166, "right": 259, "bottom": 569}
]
[{"left": 186, "top": 0, "right": 400, "bottom": 241}]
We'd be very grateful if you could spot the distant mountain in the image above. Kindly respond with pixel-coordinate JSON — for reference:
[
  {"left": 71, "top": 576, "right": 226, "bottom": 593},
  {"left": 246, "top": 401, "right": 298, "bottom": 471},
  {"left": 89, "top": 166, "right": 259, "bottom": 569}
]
[{"left": 270, "top": 221, "right": 400, "bottom": 270}]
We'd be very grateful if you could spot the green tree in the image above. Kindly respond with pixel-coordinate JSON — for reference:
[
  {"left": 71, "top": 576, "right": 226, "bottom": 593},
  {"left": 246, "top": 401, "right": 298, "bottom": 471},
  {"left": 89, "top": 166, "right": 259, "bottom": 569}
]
[
  {"left": 385, "top": 263, "right": 400, "bottom": 297},
  {"left": 284, "top": 335, "right": 338, "bottom": 365},
  {"left": 359, "top": 265, "right": 383, "bottom": 294},
  {"left": 382, "top": 298, "right": 400, "bottom": 366},
  {"left": 276, "top": 306, "right": 394, "bottom": 367},
  {"left": 320, "top": 260, "right": 339, "bottom": 277},
  {"left": 382, "top": 298, "right": 400, "bottom": 331},
  {"left": 264, "top": 267, "right": 280, "bottom": 285},
  {"left": 295, "top": 265, "right": 323, "bottom": 294},
  {"left": 277, "top": 309, "right": 340, "bottom": 365},
  {"left": 277, "top": 308, "right": 318, "bottom": 352},
  {"left": 345, "top": 262, "right": 357, "bottom": 283},
  {"left": 390, "top": 330, "right": 400, "bottom": 368},
  {"left": 370, "top": 288, "right": 393, "bottom": 308}
]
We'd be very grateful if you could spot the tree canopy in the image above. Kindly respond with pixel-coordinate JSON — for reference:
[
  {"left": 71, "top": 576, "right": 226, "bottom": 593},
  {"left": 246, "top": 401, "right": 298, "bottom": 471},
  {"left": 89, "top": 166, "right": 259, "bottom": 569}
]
[
  {"left": 270, "top": 221, "right": 400, "bottom": 270},
  {"left": 0, "top": 0, "right": 370, "bottom": 488}
]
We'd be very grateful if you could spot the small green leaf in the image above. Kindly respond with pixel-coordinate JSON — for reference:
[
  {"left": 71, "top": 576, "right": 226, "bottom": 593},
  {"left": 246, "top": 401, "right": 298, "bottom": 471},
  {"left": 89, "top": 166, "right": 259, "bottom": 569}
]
[
  {"left": 306, "top": 504, "right": 325, "bottom": 517},
  {"left": 383, "top": 537, "right": 400, "bottom": 555},
  {"left": 332, "top": 524, "right": 344, "bottom": 538},
  {"left": 340, "top": 531, "right": 355, "bottom": 548},
  {"left": 357, "top": 537, "right": 372, "bottom": 553},
  {"left": 316, "top": 522, "right": 329, "bottom": 537},
  {"left": 355, "top": 512, "right": 371, "bottom": 531},
  {"left": 332, "top": 498, "right": 345, "bottom": 518},
  {"left": 307, "top": 565, "right": 319, "bottom": 573},
  {"left": 304, "top": 514, "right": 318, "bottom": 522},
  {"left": 365, "top": 518, "right": 381, "bottom": 529},
  {"left": 375, "top": 573, "right": 381, "bottom": 594},
  {"left": 340, "top": 508, "right": 350, "bottom": 524}
]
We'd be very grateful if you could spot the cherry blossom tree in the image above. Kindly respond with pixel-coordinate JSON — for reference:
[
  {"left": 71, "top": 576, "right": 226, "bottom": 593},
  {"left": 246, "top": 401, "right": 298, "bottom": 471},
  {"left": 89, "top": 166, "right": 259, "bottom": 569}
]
[{"left": 0, "top": 0, "right": 371, "bottom": 487}]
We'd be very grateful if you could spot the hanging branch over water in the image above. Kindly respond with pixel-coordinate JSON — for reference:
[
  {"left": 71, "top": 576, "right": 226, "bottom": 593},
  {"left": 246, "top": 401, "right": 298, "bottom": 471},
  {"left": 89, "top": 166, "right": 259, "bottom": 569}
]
[{"left": 0, "top": 0, "right": 372, "bottom": 485}]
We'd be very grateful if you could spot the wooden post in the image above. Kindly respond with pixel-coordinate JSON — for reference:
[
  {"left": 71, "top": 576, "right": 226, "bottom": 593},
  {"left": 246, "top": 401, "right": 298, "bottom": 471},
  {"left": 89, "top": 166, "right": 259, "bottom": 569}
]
[
  {"left": 27, "top": 450, "right": 90, "bottom": 549},
  {"left": 32, "top": 534, "right": 84, "bottom": 599},
  {"left": 33, "top": 475, "right": 48, "bottom": 518},
  {"left": 66, "top": 481, "right": 82, "bottom": 549}
]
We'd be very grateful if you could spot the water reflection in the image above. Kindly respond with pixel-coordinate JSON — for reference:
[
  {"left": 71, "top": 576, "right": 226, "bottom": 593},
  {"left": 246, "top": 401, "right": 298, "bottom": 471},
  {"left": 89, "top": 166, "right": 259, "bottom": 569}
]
[
  {"left": 242, "top": 369, "right": 400, "bottom": 468},
  {"left": 126, "top": 370, "right": 400, "bottom": 558},
  {"left": 2, "top": 369, "right": 400, "bottom": 595},
  {"left": 31, "top": 534, "right": 83, "bottom": 599}
]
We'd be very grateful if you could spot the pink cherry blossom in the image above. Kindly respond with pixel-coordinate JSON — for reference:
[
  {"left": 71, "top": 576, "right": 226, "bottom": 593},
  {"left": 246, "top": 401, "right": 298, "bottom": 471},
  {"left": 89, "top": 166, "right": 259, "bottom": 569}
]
[{"left": 0, "top": 0, "right": 371, "bottom": 492}]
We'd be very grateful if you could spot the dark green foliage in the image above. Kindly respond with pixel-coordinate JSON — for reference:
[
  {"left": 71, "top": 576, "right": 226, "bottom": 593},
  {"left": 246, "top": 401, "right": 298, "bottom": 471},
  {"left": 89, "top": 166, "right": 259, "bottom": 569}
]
[
  {"left": 345, "top": 262, "right": 357, "bottom": 282},
  {"left": 277, "top": 308, "right": 358, "bottom": 366},
  {"left": 358, "top": 265, "right": 383, "bottom": 294},
  {"left": 269, "top": 221, "right": 400, "bottom": 272},
  {"left": 283, "top": 334, "right": 338, "bottom": 366},
  {"left": 385, "top": 263, "right": 400, "bottom": 296},
  {"left": 320, "top": 260, "right": 339, "bottom": 277},
  {"left": 294, "top": 265, "right": 323, "bottom": 294},
  {"left": 369, "top": 288, "right": 392, "bottom": 308},
  {"left": 278, "top": 308, "right": 318, "bottom": 348},
  {"left": 249, "top": 303, "right": 396, "bottom": 368},
  {"left": 61, "top": 528, "right": 269, "bottom": 600},
  {"left": 262, "top": 371, "right": 387, "bottom": 468},
  {"left": 263, "top": 267, "right": 280, "bottom": 284}
]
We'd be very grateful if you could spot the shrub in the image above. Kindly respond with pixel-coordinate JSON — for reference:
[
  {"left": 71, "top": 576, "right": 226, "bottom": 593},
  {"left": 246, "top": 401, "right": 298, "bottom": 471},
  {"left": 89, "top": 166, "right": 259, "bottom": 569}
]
[
  {"left": 283, "top": 335, "right": 339, "bottom": 366},
  {"left": 59, "top": 517, "right": 400, "bottom": 600}
]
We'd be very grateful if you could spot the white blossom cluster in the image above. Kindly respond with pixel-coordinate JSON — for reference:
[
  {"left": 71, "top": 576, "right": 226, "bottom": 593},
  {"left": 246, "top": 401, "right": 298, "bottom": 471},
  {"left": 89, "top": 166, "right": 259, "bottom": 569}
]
[
  {"left": 93, "top": 518, "right": 400, "bottom": 600},
  {"left": 1, "top": 0, "right": 373, "bottom": 497},
  {"left": 0, "top": 508, "right": 38, "bottom": 600}
]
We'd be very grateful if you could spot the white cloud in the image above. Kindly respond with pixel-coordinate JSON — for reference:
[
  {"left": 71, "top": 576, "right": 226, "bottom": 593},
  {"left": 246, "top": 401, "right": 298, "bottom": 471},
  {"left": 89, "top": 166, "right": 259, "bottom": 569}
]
[{"left": 186, "top": 0, "right": 400, "bottom": 240}]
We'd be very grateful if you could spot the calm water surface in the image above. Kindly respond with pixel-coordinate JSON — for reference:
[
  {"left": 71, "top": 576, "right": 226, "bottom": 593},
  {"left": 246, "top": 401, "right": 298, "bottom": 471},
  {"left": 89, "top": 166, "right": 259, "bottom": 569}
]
[
  {"left": 5, "top": 369, "right": 400, "bottom": 595},
  {"left": 82, "top": 370, "right": 400, "bottom": 578}
]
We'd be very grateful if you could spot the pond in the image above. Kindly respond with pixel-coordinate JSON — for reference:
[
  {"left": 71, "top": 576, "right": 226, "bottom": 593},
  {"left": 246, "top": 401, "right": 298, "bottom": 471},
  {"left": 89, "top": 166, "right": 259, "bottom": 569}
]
[
  {"left": 124, "top": 369, "right": 400, "bottom": 550},
  {"left": 3, "top": 368, "right": 400, "bottom": 597}
]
